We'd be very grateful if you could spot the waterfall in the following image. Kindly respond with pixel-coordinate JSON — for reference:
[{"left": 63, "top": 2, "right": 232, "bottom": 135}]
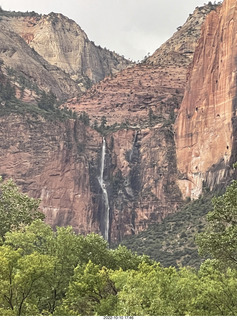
[{"left": 98, "top": 137, "right": 110, "bottom": 242}]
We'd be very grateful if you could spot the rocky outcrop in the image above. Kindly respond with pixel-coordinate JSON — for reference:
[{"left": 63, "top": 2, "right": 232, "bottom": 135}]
[
  {"left": 146, "top": 3, "right": 219, "bottom": 68},
  {"left": 0, "top": 113, "right": 104, "bottom": 235},
  {"left": 3, "top": 11, "right": 131, "bottom": 92},
  {"left": 66, "top": 4, "right": 217, "bottom": 127},
  {"left": 175, "top": 0, "right": 236, "bottom": 199},
  {"left": 0, "top": 20, "right": 80, "bottom": 100},
  {"left": 0, "top": 111, "right": 179, "bottom": 242},
  {"left": 60, "top": 4, "right": 216, "bottom": 241},
  {"left": 0, "top": 3, "right": 224, "bottom": 242},
  {"left": 104, "top": 125, "right": 182, "bottom": 242},
  {"left": 65, "top": 63, "right": 186, "bottom": 127}
]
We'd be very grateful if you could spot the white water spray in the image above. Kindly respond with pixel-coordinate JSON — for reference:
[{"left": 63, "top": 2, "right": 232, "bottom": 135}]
[{"left": 98, "top": 137, "right": 110, "bottom": 242}]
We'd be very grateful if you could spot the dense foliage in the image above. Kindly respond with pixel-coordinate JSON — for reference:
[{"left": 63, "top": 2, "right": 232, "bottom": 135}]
[
  {"left": 0, "top": 220, "right": 151, "bottom": 315},
  {"left": 0, "top": 178, "right": 237, "bottom": 315},
  {"left": 0, "top": 178, "right": 44, "bottom": 241},
  {"left": 197, "top": 180, "right": 237, "bottom": 269}
]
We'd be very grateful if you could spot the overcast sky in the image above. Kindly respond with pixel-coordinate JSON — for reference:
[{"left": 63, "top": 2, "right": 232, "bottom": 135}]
[{"left": 0, "top": 0, "right": 216, "bottom": 61}]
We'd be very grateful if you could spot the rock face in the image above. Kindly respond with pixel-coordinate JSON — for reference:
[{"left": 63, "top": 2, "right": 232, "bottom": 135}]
[
  {"left": 3, "top": 11, "right": 131, "bottom": 92},
  {"left": 146, "top": 4, "right": 217, "bottom": 68},
  {"left": 0, "top": 113, "right": 104, "bottom": 235},
  {"left": 0, "top": 112, "right": 182, "bottom": 242},
  {"left": 0, "top": 3, "right": 225, "bottom": 242},
  {"left": 0, "top": 18, "right": 80, "bottom": 100},
  {"left": 175, "top": 0, "right": 236, "bottom": 199},
  {"left": 65, "top": 4, "right": 218, "bottom": 127},
  {"left": 104, "top": 125, "right": 182, "bottom": 242},
  {"left": 65, "top": 64, "right": 186, "bottom": 127},
  {"left": 60, "top": 4, "right": 215, "bottom": 241}
]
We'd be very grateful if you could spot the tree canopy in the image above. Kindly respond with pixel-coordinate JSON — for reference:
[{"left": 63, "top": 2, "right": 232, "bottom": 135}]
[
  {"left": 196, "top": 180, "right": 237, "bottom": 269},
  {"left": 0, "top": 177, "right": 237, "bottom": 315},
  {"left": 0, "top": 177, "right": 44, "bottom": 241}
]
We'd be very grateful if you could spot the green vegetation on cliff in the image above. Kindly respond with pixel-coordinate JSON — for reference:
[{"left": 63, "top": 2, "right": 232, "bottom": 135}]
[
  {"left": 119, "top": 192, "right": 213, "bottom": 268},
  {"left": 0, "top": 82, "right": 79, "bottom": 123},
  {"left": 0, "top": 63, "right": 80, "bottom": 122}
]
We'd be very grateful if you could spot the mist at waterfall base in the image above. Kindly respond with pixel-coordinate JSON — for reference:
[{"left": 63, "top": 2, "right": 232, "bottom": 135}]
[{"left": 98, "top": 137, "right": 110, "bottom": 242}]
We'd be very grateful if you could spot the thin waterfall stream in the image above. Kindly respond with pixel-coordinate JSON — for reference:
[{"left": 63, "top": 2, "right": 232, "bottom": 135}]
[{"left": 98, "top": 137, "right": 110, "bottom": 242}]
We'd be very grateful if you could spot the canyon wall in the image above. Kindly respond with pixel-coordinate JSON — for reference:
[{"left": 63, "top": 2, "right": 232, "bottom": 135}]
[
  {"left": 146, "top": 4, "right": 216, "bottom": 68},
  {"left": 175, "top": 0, "right": 237, "bottom": 199},
  {"left": 0, "top": 112, "right": 181, "bottom": 242},
  {"left": 0, "top": 114, "right": 102, "bottom": 235},
  {"left": 0, "top": 20, "right": 80, "bottom": 100},
  {"left": 3, "top": 11, "right": 131, "bottom": 92},
  {"left": 58, "top": 4, "right": 216, "bottom": 241},
  {"left": 0, "top": 3, "right": 227, "bottom": 242}
]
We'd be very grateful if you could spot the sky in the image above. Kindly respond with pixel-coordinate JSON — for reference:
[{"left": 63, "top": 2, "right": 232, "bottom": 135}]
[{"left": 0, "top": 0, "right": 217, "bottom": 61}]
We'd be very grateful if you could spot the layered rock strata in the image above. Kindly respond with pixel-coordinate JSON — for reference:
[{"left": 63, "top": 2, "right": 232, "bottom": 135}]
[
  {"left": 65, "top": 64, "right": 185, "bottom": 127},
  {"left": 66, "top": 4, "right": 217, "bottom": 127},
  {"left": 0, "top": 4, "right": 223, "bottom": 241},
  {"left": 60, "top": 5, "right": 217, "bottom": 240},
  {"left": 0, "top": 114, "right": 103, "bottom": 234}
]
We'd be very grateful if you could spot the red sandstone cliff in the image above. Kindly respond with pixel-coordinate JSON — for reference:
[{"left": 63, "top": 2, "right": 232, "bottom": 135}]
[
  {"left": 66, "top": 5, "right": 215, "bottom": 128},
  {"left": 0, "top": 114, "right": 105, "bottom": 235},
  {"left": 0, "top": 4, "right": 222, "bottom": 242},
  {"left": 60, "top": 5, "right": 215, "bottom": 241},
  {"left": 175, "top": 0, "right": 236, "bottom": 199}
]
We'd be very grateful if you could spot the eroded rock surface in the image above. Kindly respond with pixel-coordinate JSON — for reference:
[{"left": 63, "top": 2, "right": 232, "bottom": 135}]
[
  {"left": 0, "top": 4, "right": 223, "bottom": 241},
  {"left": 175, "top": 0, "right": 236, "bottom": 199},
  {"left": 4, "top": 12, "right": 131, "bottom": 91}
]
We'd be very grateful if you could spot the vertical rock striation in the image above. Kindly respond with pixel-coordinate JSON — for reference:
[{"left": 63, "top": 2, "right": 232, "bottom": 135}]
[
  {"left": 0, "top": 4, "right": 226, "bottom": 242},
  {"left": 146, "top": 4, "right": 217, "bottom": 68},
  {"left": 175, "top": 0, "right": 237, "bottom": 199},
  {"left": 0, "top": 114, "right": 103, "bottom": 235}
]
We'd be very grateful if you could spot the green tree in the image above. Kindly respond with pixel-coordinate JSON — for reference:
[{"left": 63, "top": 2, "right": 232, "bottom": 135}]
[
  {"left": 5, "top": 220, "right": 84, "bottom": 314},
  {"left": 79, "top": 111, "right": 90, "bottom": 125},
  {"left": 196, "top": 180, "right": 237, "bottom": 269},
  {"left": 148, "top": 108, "right": 154, "bottom": 125},
  {"left": 193, "top": 260, "right": 237, "bottom": 315},
  {"left": 93, "top": 119, "right": 98, "bottom": 130},
  {"left": 100, "top": 115, "right": 107, "bottom": 130},
  {"left": 0, "top": 178, "right": 44, "bottom": 241},
  {"left": 0, "top": 246, "right": 54, "bottom": 315},
  {"left": 110, "top": 245, "right": 151, "bottom": 271},
  {"left": 111, "top": 262, "right": 178, "bottom": 316},
  {"left": 5, "top": 222, "right": 121, "bottom": 314},
  {"left": 78, "top": 233, "right": 112, "bottom": 267},
  {"left": 0, "top": 80, "right": 15, "bottom": 101},
  {"left": 38, "top": 90, "right": 56, "bottom": 110},
  {"left": 57, "top": 261, "right": 117, "bottom": 316},
  {"left": 111, "top": 260, "right": 237, "bottom": 316},
  {"left": 4, "top": 221, "right": 154, "bottom": 315}
]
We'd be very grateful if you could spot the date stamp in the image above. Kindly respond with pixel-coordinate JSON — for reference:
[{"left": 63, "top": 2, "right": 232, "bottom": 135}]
[{"left": 103, "top": 317, "right": 134, "bottom": 320}]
